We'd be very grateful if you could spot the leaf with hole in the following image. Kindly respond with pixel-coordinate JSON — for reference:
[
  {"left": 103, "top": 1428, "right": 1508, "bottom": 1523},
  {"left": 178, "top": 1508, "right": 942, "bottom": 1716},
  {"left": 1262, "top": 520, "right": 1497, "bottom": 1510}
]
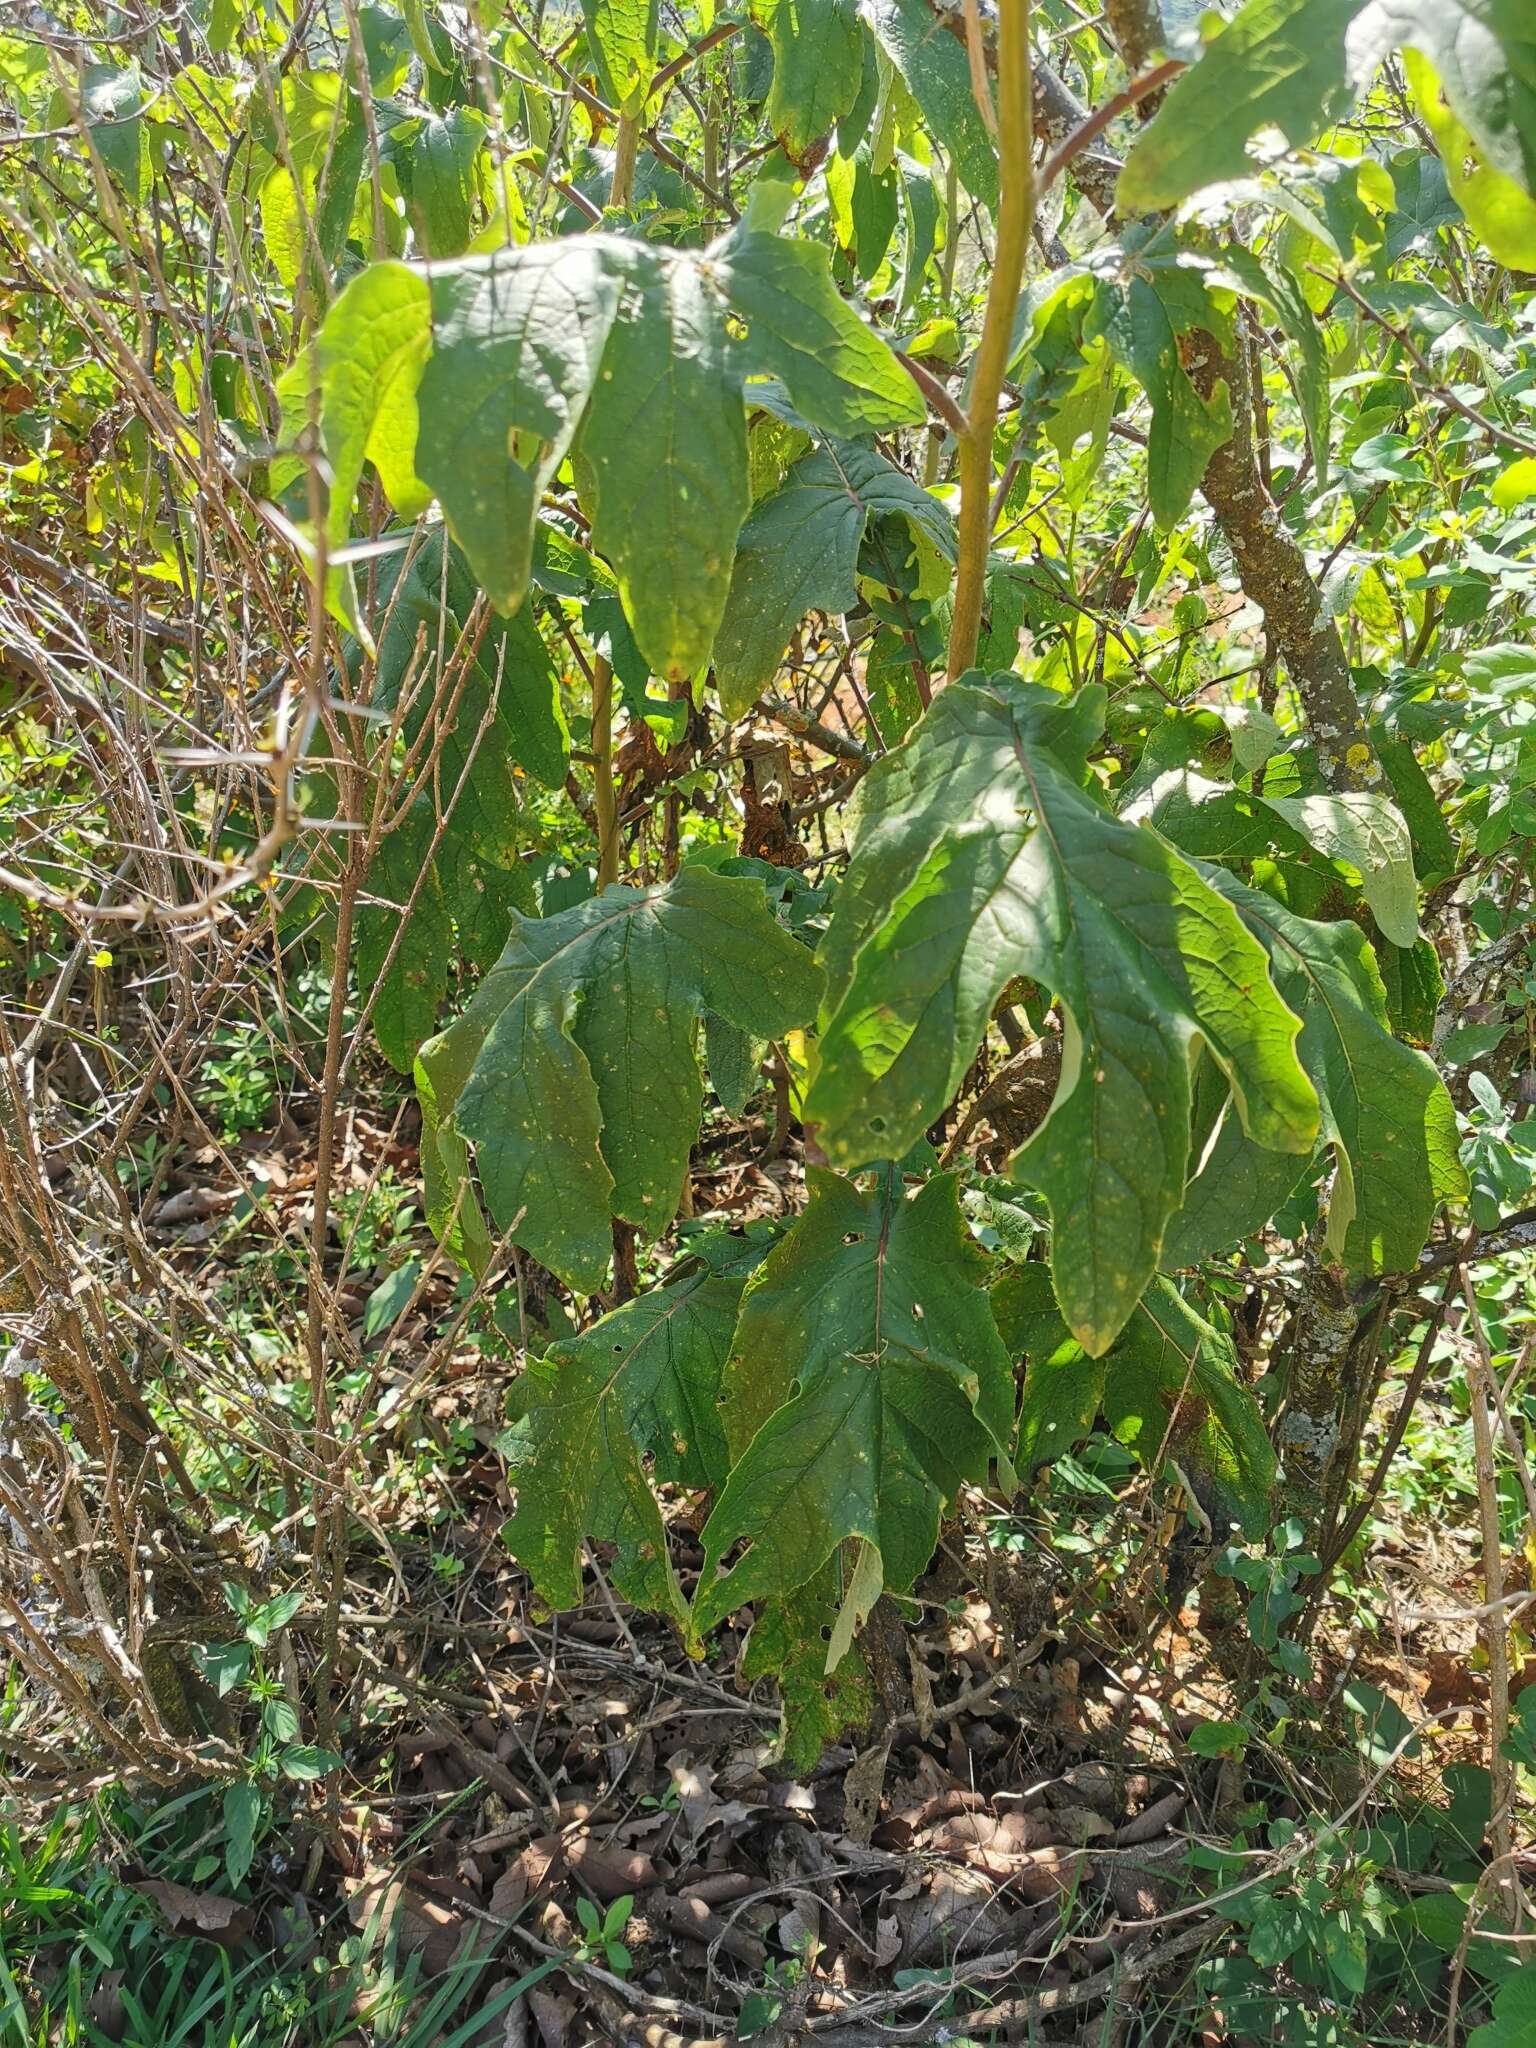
[
  {"left": 502, "top": 1232, "right": 769, "bottom": 1619},
  {"left": 418, "top": 867, "right": 823, "bottom": 1291},
  {"left": 692, "top": 1169, "right": 1013, "bottom": 1632}
]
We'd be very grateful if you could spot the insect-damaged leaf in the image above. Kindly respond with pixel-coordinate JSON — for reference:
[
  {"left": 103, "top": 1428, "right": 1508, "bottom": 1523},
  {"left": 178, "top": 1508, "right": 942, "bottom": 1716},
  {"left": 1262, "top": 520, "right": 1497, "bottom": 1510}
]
[
  {"left": 692, "top": 1169, "right": 1013, "bottom": 1633},
  {"left": 503, "top": 1232, "right": 770, "bottom": 1620},
  {"left": 581, "top": 0, "right": 658, "bottom": 109},
  {"left": 417, "top": 867, "right": 823, "bottom": 1291},
  {"left": 994, "top": 1264, "right": 1276, "bottom": 1539},
  {"left": 808, "top": 676, "right": 1319, "bottom": 1356},
  {"left": 1163, "top": 871, "right": 1464, "bottom": 1275},
  {"left": 416, "top": 240, "right": 625, "bottom": 618}
]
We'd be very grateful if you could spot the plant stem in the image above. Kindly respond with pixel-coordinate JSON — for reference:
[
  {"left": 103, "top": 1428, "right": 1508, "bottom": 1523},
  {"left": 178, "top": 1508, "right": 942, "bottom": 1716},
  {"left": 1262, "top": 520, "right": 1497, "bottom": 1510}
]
[
  {"left": 609, "top": 107, "right": 640, "bottom": 208},
  {"left": 1461, "top": 1268, "right": 1517, "bottom": 1918},
  {"left": 946, "top": 0, "right": 1033, "bottom": 683},
  {"left": 591, "top": 653, "right": 620, "bottom": 887}
]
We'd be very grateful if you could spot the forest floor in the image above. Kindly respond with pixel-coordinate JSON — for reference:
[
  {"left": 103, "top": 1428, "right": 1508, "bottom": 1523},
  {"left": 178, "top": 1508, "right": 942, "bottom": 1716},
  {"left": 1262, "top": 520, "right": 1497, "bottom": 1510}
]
[{"left": 8, "top": 1068, "right": 1522, "bottom": 2048}]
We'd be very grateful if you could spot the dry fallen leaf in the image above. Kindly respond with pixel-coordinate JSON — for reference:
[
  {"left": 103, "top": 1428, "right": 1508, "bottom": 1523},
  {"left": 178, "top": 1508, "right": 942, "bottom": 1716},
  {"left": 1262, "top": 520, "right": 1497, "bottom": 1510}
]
[
  {"left": 124, "top": 1873, "right": 253, "bottom": 1949},
  {"left": 345, "top": 1869, "right": 465, "bottom": 1973}
]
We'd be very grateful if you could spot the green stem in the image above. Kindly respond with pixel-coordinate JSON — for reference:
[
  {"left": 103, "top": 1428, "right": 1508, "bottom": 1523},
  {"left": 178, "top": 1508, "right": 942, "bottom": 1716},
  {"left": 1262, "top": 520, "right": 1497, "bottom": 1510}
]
[{"left": 946, "top": 0, "right": 1033, "bottom": 683}]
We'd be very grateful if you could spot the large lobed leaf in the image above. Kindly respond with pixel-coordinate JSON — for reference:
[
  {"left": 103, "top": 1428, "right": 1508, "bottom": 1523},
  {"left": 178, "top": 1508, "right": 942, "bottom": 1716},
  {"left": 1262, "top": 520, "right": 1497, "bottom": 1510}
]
[
  {"left": 301, "top": 231, "right": 921, "bottom": 682},
  {"left": 416, "top": 867, "right": 824, "bottom": 1292},
  {"left": 807, "top": 676, "right": 1319, "bottom": 1356},
  {"left": 1163, "top": 871, "right": 1465, "bottom": 1274},
  {"left": 994, "top": 1264, "right": 1277, "bottom": 1540},
  {"left": 693, "top": 1169, "right": 1014, "bottom": 1631},
  {"left": 714, "top": 436, "right": 952, "bottom": 717},
  {"left": 502, "top": 1231, "right": 769, "bottom": 1620}
]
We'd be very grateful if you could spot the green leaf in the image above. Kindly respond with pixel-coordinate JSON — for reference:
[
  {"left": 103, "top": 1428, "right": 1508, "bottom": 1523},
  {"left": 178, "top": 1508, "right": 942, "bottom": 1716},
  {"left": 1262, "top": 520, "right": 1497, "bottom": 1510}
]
[
  {"left": 223, "top": 1782, "right": 261, "bottom": 1890},
  {"left": 1374, "top": 730, "right": 1457, "bottom": 887},
  {"left": 420, "top": 869, "right": 823, "bottom": 1291},
  {"left": 808, "top": 677, "right": 1318, "bottom": 1355},
  {"left": 738, "top": 1991, "right": 786, "bottom": 2040},
  {"left": 741, "top": 1554, "right": 874, "bottom": 1769},
  {"left": 581, "top": 0, "right": 658, "bottom": 107},
  {"left": 704, "top": 1012, "right": 762, "bottom": 1114},
  {"left": 714, "top": 438, "right": 951, "bottom": 716},
  {"left": 416, "top": 242, "right": 626, "bottom": 616},
  {"left": 370, "top": 527, "right": 568, "bottom": 793},
  {"left": 387, "top": 106, "right": 487, "bottom": 257},
  {"left": 255, "top": 73, "right": 366, "bottom": 290},
  {"left": 1223, "top": 246, "right": 1332, "bottom": 488},
  {"left": 355, "top": 802, "right": 453, "bottom": 1071},
  {"left": 342, "top": 529, "right": 561, "bottom": 1073},
  {"left": 1095, "top": 261, "right": 1233, "bottom": 529},
  {"left": 992, "top": 1263, "right": 1106, "bottom": 1476},
  {"left": 1168, "top": 872, "right": 1465, "bottom": 1274},
  {"left": 1000, "top": 1266, "right": 1277, "bottom": 1538},
  {"left": 694, "top": 1169, "right": 1013, "bottom": 1630},
  {"left": 716, "top": 232, "right": 925, "bottom": 437},
  {"left": 1117, "top": 0, "right": 1363, "bottom": 215},
  {"left": 1343, "top": 1676, "right": 1421, "bottom": 1768},
  {"left": 767, "top": 0, "right": 866, "bottom": 155},
  {"left": 417, "top": 1007, "right": 496, "bottom": 1277},
  {"left": 279, "top": 1745, "right": 344, "bottom": 1781},
  {"left": 503, "top": 1234, "right": 766, "bottom": 1620},
  {"left": 1491, "top": 455, "right": 1536, "bottom": 507},
  {"left": 289, "top": 262, "right": 432, "bottom": 639},
  {"left": 579, "top": 251, "right": 749, "bottom": 682},
  {"left": 401, "top": 0, "right": 448, "bottom": 72},
  {"left": 1188, "top": 1719, "right": 1250, "bottom": 1759},
  {"left": 899, "top": 154, "right": 940, "bottom": 312},
  {"left": 1403, "top": 46, "right": 1536, "bottom": 268},
  {"left": 76, "top": 64, "right": 149, "bottom": 201},
  {"left": 1359, "top": 1, "right": 1536, "bottom": 196},
  {"left": 1160, "top": 1054, "right": 1313, "bottom": 1270},
  {"left": 363, "top": 1260, "right": 421, "bottom": 1342},
  {"left": 1101, "top": 1281, "right": 1276, "bottom": 1539},
  {"left": 1257, "top": 789, "right": 1419, "bottom": 947},
  {"left": 860, "top": 0, "right": 997, "bottom": 207},
  {"left": 198, "top": 1641, "right": 251, "bottom": 1697}
]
